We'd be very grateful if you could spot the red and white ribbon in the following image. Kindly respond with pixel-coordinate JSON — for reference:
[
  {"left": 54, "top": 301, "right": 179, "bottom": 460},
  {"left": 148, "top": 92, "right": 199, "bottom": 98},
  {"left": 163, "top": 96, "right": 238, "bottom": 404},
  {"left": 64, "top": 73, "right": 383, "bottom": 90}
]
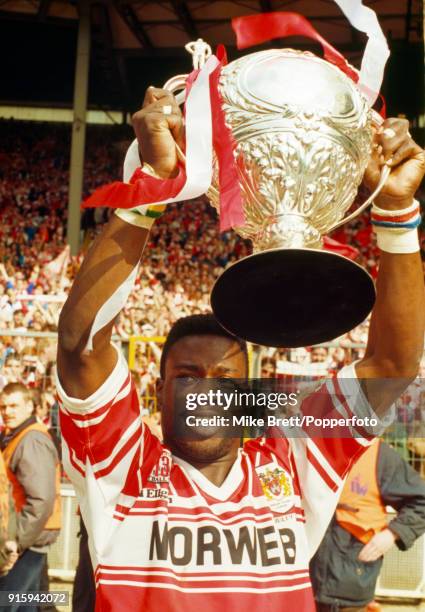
[
  {"left": 84, "top": 51, "right": 244, "bottom": 231},
  {"left": 84, "top": 1, "right": 389, "bottom": 230},
  {"left": 124, "top": 55, "right": 219, "bottom": 201},
  {"left": 334, "top": 0, "right": 390, "bottom": 105},
  {"left": 233, "top": 0, "right": 389, "bottom": 106}
]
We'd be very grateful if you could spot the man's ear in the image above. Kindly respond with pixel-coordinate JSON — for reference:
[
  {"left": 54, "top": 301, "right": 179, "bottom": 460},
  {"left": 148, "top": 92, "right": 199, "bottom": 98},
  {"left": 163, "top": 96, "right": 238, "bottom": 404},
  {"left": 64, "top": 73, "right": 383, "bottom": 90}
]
[{"left": 156, "top": 379, "right": 163, "bottom": 412}]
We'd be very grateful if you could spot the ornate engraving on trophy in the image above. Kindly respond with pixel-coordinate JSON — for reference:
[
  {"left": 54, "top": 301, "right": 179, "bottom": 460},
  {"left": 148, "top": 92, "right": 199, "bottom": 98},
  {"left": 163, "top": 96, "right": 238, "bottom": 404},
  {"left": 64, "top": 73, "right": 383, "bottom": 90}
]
[
  {"left": 204, "top": 47, "right": 382, "bottom": 346},
  {"left": 208, "top": 49, "right": 373, "bottom": 254}
]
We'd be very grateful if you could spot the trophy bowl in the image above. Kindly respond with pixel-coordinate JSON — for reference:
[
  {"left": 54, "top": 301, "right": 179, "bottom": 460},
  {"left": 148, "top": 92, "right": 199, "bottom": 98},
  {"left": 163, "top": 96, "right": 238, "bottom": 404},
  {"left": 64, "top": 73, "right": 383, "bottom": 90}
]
[{"left": 207, "top": 48, "right": 376, "bottom": 348}]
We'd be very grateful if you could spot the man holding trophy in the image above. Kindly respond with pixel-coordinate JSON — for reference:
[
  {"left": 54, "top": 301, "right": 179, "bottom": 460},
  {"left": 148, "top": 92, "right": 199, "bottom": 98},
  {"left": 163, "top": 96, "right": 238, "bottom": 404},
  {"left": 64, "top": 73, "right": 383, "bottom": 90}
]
[{"left": 56, "top": 8, "right": 425, "bottom": 612}]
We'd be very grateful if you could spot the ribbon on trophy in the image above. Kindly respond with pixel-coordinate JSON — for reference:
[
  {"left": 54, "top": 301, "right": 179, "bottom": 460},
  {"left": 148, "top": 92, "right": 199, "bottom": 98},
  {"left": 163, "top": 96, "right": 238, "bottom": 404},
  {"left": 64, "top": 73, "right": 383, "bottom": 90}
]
[
  {"left": 83, "top": 0, "right": 390, "bottom": 231},
  {"left": 232, "top": 0, "right": 390, "bottom": 106},
  {"left": 232, "top": 12, "right": 359, "bottom": 84},
  {"left": 84, "top": 47, "right": 244, "bottom": 230},
  {"left": 85, "top": 54, "right": 223, "bottom": 222}
]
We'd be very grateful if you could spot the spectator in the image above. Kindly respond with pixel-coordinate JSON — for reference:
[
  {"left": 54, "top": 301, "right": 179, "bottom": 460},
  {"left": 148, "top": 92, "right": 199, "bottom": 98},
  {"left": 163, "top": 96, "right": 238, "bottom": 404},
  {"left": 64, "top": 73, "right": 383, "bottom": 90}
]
[
  {"left": 310, "top": 347, "right": 329, "bottom": 363},
  {"left": 0, "top": 382, "right": 61, "bottom": 611},
  {"left": 0, "top": 450, "right": 18, "bottom": 576},
  {"left": 261, "top": 356, "right": 276, "bottom": 378},
  {"left": 310, "top": 439, "right": 425, "bottom": 612},
  {"left": 0, "top": 118, "right": 421, "bottom": 412}
]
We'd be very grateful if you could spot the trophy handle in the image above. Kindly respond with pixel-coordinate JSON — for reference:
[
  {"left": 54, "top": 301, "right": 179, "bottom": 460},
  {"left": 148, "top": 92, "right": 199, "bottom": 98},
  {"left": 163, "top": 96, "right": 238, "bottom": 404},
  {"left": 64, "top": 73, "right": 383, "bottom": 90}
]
[
  {"left": 163, "top": 75, "right": 187, "bottom": 106},
  {"left": 328, "top": 164, "right": 391, "bottom": 232},
  {"left": 328, "top": 110, "right": 391, "bottom": 232},
  {"left": 163, "top": 71, "right": 221, "bottom": 202}
]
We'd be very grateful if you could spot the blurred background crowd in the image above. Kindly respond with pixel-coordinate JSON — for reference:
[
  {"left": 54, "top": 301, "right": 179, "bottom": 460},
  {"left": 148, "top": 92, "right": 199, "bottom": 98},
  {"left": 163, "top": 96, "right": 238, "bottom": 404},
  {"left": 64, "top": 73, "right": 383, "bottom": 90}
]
[
  {"left": 1, "top": 117, "right": 425, "bottom": 611},
  {"left": 1, "top": 118, "right": 424, "bottom": 415}
]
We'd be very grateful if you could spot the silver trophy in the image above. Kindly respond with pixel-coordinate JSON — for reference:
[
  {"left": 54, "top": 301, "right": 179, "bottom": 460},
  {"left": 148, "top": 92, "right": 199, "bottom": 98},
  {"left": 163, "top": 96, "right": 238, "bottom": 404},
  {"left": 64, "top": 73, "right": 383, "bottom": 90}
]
[{"left": 165, "top": 42, "right": 388, "bottom": 347}]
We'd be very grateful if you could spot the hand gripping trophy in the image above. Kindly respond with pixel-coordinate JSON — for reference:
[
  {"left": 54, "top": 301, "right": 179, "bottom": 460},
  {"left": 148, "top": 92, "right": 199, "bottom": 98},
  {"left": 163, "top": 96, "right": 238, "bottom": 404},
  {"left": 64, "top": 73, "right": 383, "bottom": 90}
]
[
  {"left": 87, "top": 2, "right": 392, "bottom": 348},
  {"left": 160, "top": 10, "right": 391, "bottom": 348},
  {"left": 207, "top": 48, "right": 386, "bottom": 348}
]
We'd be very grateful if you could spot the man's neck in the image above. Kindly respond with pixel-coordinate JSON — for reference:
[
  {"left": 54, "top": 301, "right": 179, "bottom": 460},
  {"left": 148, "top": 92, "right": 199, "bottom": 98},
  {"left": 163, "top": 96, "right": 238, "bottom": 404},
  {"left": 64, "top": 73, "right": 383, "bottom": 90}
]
[
  {"left": 171, "top": 444, "right": 240, "bottom": 487},
  {"left": 190, "top": 457, "right": 237, "bottom": 487}
]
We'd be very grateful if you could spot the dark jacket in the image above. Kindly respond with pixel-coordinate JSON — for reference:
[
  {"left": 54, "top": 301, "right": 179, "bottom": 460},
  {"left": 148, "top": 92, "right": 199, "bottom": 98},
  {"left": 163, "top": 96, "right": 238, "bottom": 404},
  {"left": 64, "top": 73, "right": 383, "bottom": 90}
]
[{"left": 310, "top": 441, "right": 425, "bottom": 608}]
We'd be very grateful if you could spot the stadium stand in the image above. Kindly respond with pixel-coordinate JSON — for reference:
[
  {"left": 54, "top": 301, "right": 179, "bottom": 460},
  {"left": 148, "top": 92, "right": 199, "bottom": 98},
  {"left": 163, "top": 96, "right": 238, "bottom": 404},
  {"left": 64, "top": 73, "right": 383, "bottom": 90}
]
[{"left": 0, "top": 118, "right": 424, "bottom": 412}]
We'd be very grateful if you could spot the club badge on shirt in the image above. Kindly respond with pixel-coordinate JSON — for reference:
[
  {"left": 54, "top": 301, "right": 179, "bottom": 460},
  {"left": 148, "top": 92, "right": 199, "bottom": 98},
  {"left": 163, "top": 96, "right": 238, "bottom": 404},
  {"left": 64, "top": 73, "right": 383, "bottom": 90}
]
[{"left": 256, "top": 462, "right": 295, "bottom": 513}]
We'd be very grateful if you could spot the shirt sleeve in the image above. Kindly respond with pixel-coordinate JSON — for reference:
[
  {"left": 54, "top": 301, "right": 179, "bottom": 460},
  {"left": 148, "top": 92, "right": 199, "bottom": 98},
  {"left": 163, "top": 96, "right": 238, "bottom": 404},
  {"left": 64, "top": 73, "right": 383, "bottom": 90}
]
[
  {"left": 56, "top": 345, "right": 162, "bottom": 515},
  {"left": 288, "top": 362, "right": 393, "bottom": 558}
]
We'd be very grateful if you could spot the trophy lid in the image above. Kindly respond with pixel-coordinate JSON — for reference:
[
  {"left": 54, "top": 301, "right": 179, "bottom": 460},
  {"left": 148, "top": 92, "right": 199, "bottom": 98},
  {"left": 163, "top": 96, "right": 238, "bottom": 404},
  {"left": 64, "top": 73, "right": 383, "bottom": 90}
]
[
  {"left": 220, "top": 48, "right": 369, "bottom": 127},
  {"left": 240, "top": 50, "right": 357, "bottom": 117}
]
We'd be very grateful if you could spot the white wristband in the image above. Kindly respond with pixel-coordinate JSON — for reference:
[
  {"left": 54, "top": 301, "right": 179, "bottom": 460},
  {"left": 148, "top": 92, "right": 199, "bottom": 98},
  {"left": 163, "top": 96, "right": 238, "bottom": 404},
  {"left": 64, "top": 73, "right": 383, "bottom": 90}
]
[
  {"left": 375, "top": 226, "right": 420, "bottom": 254},
  {"left": 114, "top": 208, "right": 155, "bottom": 229},
  {"left": 372, "top": 199, "right": 419, "bottom": 218}
]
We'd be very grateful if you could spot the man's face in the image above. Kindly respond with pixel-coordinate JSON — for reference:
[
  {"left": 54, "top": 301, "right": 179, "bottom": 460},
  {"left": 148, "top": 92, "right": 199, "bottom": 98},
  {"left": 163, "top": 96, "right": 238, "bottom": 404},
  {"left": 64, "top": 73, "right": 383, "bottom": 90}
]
[
  {"left": 311, "top": 348, "right": 328, "bottom": 363},
  {"left": 13, "top": 312, "right": 24, "bottom": 327},
  {"left": 0, "top": 391, "right": 33, "bottom": 430},
  {"left": 158, "top": 335, "right": 247, "bottom": 464},
  {"left": 4, "top": 360, "right": 21, "bottom": 381},
  {"left": 261, "top": 361, "right": 275, "bottom": 378},
  {"left": 33, "top": 311, "right": 43, "bottom": 324}
]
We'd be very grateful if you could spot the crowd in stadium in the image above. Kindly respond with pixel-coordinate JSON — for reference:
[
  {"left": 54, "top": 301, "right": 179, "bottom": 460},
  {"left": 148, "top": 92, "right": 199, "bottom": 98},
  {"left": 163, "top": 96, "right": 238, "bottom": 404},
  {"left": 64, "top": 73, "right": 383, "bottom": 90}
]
[
  {"left": 0, "top": 0, "right": 425, "bottom": 603},
  {"left": 0, "top": 117, "right": 423, "bottom": 426},
  {"left": 0, "top": 111, "right": 424, "bottom": 610},
  {"left": 0, "top": 118, "right": 422, "bottom": 470},
  {"left": 2, "top": 119, "right": 425, "bottom": 402}
]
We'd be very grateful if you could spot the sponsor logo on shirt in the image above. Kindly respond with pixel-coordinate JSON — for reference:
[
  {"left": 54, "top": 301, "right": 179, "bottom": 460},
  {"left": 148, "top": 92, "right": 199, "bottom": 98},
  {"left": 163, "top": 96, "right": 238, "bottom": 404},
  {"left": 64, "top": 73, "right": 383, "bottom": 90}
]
[
  {"left": 148, "top": 451, "right": 171, "bottom": 484},
  {"left": 149, "top": 521, "right": 297, "bottom": 567},
  {"left": 140, "top": 487, "right": 170, "bottom": 501}
]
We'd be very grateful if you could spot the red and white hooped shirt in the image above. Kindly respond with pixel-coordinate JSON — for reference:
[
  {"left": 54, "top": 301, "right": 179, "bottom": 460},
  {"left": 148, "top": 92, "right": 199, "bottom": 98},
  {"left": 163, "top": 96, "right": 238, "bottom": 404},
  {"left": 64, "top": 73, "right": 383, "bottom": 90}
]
[{"left": 57, "top": 347, "right": 379, "bottom": 612}]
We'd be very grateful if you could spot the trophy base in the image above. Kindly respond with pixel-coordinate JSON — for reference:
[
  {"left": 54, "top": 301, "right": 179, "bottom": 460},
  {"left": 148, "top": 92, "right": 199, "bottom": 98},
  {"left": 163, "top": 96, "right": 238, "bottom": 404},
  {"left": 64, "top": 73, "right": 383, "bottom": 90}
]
[{"left": 210, "top": 248, "right": 376, "bottom": 348}]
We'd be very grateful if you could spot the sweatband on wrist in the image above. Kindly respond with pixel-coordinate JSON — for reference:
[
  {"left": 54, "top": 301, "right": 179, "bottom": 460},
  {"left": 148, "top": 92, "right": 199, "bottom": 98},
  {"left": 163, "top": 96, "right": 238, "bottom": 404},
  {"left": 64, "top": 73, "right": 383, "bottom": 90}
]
[
  {"left": 375, "top": 227, "right": 420, "bottom": 254},
  {"left": 114, "top": 162, "right": 168, "bottom": 227},
  {"left": 371, "top": 199, "right": 421, "bottom": 230},
  {"left": 372, "top": 199, "right": 421, "bottom": 253}
]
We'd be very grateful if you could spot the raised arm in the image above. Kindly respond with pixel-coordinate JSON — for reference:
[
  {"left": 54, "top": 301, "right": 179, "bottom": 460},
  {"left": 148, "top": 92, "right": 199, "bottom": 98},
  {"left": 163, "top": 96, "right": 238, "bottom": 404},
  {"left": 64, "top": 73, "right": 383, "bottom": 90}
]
[
  {"left": 356, "top": 118, "right": 425, "bottom": 413},
  {"left": 57, "top": 88, "right": 182, "bottom": 399}
]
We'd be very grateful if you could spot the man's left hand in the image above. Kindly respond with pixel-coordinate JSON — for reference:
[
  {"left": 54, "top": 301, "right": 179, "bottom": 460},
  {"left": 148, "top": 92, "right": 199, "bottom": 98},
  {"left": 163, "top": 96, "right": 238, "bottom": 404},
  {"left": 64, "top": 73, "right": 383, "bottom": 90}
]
[
  {"left": 363, "top": 117, "right": 425, "bottom": 210},
  {"left": 358, "top": 528, "right": 396, "bottom": 562}
]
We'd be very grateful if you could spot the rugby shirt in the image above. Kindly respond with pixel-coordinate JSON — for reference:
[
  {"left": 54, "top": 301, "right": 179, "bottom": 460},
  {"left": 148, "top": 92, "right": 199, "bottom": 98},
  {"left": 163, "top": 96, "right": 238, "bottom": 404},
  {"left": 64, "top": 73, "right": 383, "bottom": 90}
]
[{"left": 57, "top": 347, "right": 379, "bottom": 612}]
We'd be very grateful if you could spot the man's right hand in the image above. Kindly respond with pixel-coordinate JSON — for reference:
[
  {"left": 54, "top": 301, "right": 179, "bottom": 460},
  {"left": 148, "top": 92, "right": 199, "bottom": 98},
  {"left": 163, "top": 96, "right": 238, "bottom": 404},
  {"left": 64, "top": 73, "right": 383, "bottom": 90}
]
[
  {"left": 0, "top": 541, "right": 18, "bottom": 575},
  {"left": 132, "top": 87, "right": 184, "bottom": 179},
  {"left": 58, "top": 87, "right": 182, "bottom": 399}
]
